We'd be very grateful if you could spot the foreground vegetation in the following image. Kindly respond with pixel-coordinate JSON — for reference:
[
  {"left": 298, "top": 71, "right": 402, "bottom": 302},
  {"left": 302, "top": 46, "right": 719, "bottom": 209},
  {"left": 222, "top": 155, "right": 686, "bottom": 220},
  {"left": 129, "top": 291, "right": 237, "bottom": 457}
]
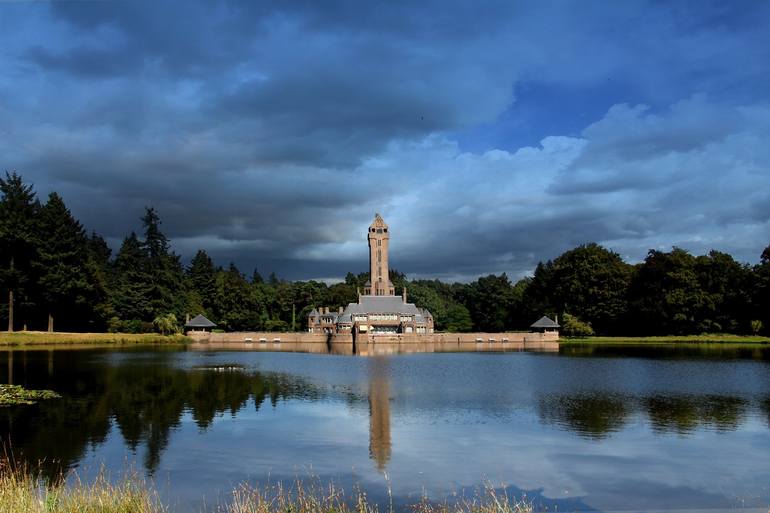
[
  {"left": 2, "top": 171, "right": 770, "bottom": 337},
  {"left": 0, "top": 460, "right": 532, "bottom": 513},
  {"left": 562, "top": 334, "right": 770, "bottom": 345},
  {"left": 0, "top": 332, "right": 190, "bottom": 347}
]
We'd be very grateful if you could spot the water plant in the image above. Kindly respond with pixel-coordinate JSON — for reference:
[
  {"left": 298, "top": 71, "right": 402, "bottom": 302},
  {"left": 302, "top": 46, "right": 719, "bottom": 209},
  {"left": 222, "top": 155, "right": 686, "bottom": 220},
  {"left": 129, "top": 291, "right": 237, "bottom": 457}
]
[{"left": 0, "top": 385, "right": 60, "bottom": 407}]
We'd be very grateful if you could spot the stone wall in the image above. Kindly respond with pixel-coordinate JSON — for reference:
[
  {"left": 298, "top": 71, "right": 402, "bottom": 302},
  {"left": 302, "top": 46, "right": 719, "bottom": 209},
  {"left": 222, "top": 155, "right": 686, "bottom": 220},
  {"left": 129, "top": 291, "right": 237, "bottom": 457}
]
[{"left": 188, "top": 330, "right": 558, "bottom": 354}]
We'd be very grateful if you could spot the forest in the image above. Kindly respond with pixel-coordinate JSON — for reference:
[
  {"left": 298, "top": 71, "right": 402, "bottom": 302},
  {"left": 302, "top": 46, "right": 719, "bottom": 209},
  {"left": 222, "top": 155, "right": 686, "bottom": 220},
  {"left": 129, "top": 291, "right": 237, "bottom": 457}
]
[{"left": 1, "top": 172, "right": 769, "bottom": 336}]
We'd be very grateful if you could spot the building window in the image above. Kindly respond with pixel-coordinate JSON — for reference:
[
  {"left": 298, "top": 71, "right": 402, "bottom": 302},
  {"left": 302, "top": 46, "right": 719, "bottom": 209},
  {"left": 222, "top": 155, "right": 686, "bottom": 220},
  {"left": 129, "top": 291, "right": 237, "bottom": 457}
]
[{"left": 377, "top": 228, "right": 383, "bottom": 233}]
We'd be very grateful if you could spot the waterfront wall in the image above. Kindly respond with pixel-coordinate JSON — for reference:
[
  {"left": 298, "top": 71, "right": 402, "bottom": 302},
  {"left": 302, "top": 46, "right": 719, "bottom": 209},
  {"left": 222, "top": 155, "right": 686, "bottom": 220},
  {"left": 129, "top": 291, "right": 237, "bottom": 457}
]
[{"left": 187, "top": 330, "right": 559, "bottom": 354}]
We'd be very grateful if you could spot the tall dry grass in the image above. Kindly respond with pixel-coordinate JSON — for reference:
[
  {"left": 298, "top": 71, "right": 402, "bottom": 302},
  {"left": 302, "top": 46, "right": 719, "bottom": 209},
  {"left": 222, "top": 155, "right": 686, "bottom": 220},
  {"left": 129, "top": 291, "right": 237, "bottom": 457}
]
[
  {"left": 221, "top": 481, "right": 532, "bottom": 513},
  {"left": 0, "top": 459, "right": 532, "bottom": 513},
  {"left": 0, "top": 459, "right": 165, "bottom": 513}
]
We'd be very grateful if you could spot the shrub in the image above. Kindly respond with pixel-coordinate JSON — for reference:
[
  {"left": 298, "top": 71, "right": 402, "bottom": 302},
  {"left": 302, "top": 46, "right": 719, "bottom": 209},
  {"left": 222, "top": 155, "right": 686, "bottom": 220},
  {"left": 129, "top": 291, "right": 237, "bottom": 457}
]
[{"left": 561, "top": 313, "right": 595, "bottom": 337}]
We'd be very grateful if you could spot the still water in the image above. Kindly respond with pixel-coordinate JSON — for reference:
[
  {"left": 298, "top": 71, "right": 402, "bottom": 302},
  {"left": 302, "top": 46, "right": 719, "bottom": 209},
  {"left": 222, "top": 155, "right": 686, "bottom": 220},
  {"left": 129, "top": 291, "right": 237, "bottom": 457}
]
[{"left": 2, "top": 345, "right": 770, "bottom": 512}]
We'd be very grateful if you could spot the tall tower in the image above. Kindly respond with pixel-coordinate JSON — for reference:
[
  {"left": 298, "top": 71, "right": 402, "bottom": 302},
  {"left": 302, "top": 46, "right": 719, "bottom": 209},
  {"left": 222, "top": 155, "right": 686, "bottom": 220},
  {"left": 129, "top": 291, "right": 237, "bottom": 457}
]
[{"left": 366, "top": 213, "right": 395, "bottom": 296}]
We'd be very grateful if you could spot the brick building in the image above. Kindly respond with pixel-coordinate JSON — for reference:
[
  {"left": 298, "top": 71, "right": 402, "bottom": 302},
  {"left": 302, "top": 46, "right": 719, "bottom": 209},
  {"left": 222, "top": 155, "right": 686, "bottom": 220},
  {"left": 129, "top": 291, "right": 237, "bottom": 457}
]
[{"left": 308, "top": 214, "right": 434, "bottom": 335}]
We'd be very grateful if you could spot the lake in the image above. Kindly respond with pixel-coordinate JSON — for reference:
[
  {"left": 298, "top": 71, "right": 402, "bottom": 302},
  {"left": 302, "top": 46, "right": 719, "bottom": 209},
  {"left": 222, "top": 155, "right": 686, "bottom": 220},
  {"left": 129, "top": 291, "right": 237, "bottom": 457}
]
[{"left": 2, "top": 344, "right": 770, "bottom": 512}]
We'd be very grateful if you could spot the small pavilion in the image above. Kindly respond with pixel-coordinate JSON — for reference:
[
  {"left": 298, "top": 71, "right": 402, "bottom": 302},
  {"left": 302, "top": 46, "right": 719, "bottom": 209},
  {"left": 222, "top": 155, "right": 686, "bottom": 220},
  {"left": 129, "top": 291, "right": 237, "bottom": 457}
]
[
  {"left": 530, "top": 316, "right": 560, "bottom": 334},
  {"left": 185, "top": 314, "right": 216, "bottom": 334}
]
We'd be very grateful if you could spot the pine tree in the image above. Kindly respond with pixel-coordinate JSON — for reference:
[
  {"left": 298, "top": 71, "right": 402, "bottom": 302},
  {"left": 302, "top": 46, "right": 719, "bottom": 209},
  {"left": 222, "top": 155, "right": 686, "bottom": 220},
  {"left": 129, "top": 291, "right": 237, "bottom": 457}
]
[
  {"left": 35, "top": 193, "right": 92, "bottom": 332},
  {"left": 188, "top": 250, "right": 217, "bottom": 312},
  {"left": 112, "top": 232, "right": 153, "bottom": 321},
  {"left": 85, "top": 231, "right": 114, "bottom": 330},
  {"left": 140, "top": 207, "right": 184, "bottom": 319},
  {"left": 0, "top": 172, "right": 39, "bottom": 331}
]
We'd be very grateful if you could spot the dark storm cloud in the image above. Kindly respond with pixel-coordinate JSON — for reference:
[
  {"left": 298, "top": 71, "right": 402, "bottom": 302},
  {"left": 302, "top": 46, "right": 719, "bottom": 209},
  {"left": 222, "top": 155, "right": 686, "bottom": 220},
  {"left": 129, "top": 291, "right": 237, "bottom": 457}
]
[{"left": 1, "top": 0, "right": 770, "bottom": 280}]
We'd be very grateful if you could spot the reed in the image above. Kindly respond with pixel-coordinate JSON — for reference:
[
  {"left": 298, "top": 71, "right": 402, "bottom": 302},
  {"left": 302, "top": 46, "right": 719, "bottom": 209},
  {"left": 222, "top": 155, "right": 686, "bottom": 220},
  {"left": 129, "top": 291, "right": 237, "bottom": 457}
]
[{"left": 0, "top": 461, "right": 532, "bottom": 513}]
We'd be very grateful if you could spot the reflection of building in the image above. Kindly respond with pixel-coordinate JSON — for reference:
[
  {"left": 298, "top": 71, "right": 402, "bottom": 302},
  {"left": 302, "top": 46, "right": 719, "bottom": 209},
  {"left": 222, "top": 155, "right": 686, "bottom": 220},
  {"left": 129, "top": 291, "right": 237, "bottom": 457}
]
[
  {"left": 368, "top": 358, "right": 391, "bottom": 471},
  {"left": 308, "top": 214, "right": 434, "bottom": 334}
]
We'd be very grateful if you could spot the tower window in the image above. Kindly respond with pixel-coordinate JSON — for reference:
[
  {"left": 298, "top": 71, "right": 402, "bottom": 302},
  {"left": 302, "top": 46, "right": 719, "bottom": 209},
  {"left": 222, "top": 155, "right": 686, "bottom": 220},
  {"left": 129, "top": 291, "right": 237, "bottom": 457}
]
[
  {"left": 377, "top": 228, "right": 383, "bottom": 233},
  {"left": 377, "top": 240, "right": 381, "bottom": 247}
]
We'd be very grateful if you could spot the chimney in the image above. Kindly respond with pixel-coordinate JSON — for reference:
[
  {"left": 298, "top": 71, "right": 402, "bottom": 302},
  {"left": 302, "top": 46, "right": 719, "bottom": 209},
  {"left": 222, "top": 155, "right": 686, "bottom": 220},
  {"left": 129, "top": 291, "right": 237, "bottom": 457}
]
[
  {"left": 357, "top": 287, "right": 361, "bottom": 302},
  {"left": 555, "top": 314, "right": 558, "bottom": 325},
  {"left": 402, "top": 286, "right": 407, "bottom": 304},
  {"left": 339, "top": 306, "right": 343, "bottom": 314},
  {"left": 186, "top": 313, "right": 190, "bottom": 323}
]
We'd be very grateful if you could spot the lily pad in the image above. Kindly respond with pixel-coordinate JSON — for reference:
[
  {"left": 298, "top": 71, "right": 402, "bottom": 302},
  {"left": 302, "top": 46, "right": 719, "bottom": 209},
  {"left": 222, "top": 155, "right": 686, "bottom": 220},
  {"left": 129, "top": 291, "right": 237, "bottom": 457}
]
[{"left": 0, "top": 384, "right": 61, "bottom": 406}]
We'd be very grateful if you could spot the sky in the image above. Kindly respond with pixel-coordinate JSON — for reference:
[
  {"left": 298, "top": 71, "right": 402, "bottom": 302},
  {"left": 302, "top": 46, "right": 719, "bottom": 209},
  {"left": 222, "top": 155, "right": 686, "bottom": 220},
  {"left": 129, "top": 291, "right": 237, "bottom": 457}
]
[{"left": 1, "top": 0, "right": 769, "bottom": 282}]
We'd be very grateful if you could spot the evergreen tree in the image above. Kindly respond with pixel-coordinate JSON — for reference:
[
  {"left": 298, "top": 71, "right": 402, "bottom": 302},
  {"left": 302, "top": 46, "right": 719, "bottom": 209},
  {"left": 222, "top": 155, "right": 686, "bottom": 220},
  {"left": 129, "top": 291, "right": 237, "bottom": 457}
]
[
  {"left": 0, "top": 172, "right": 39, "bottom": 331},
  {"left": 112, "top": 232, "right": 153, "bottom": 321},
  {"left": 35, "top": 193, "right": 92, "bottom": 332},
  {"left": 755, "top": 243, "right": 770, "bottom": 335},
  {"left": 188, "top": 250, "right": 217, "bottom": 312},
  {"left": 213, "top": 263, "right": 258, "bottom": 330},
  {"left": 85, "top": 231, "right": 114, "bottom": 330},
  {"left": 140, "top": 208, "right": 185, "bottom": 318}
]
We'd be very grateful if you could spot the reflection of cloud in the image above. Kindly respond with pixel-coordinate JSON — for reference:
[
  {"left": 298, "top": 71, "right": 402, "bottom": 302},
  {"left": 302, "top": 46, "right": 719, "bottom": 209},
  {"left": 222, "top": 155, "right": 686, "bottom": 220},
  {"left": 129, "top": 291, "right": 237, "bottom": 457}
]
[{"left": 368, "top": 357, "right": 391, "bottom": 471}]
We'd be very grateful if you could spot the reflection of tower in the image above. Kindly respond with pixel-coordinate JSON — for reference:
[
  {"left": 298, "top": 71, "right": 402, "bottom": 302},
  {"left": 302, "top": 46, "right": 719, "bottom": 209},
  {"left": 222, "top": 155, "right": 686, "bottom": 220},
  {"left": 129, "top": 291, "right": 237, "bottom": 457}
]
[{"left": 368, "top": 357, "right": 392, "bottom": 471}]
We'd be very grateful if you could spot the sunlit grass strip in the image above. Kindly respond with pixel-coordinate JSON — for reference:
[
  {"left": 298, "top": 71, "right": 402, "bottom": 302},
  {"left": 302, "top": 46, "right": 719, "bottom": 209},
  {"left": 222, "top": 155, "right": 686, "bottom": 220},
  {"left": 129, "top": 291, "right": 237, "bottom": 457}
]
[
  {"left": 0, "top": 385, "right": 60, "bottom": 407},
  {"left": 0, "top": 331, "right": 191, "bottom": 346},
  {"left": 562, "top": 334, "right": 770, "bottom": 344},
  {"left": 0, "top": 461, "right": 166, "bottom": 513},
  {"left": 0, "top": 461, "right": 533, "bottom": 513}
]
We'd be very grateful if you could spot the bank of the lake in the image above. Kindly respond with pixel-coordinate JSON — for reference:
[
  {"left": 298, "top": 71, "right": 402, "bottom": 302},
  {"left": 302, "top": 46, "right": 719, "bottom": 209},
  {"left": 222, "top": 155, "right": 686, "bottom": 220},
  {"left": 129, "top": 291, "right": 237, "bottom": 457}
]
[
  {"left": 0, "top": 331, "right": 191, "bottom": 347},
  {"left": 0, "top": 460, "right": 532, "bottom": 513},
  {"left": 562, "top": 334, "right": 770, "bottom": 345}
]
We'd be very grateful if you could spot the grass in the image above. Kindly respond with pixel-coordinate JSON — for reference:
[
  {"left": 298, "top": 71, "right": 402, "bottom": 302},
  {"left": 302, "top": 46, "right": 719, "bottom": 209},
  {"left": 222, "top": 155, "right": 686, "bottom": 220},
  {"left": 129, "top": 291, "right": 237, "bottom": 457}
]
[
  {"left": 0, "top": 385, "right": 60, "bottom": 407},
  {"left": 561, "top": 334, "right": 770, "bottom": 345},
  {"left": 0, "top": 460, "right": 165, "bottom": 513},
  {"left": 0, "top": 459, "right": 533, "bottom": 513},
  {"left": 0, "top": 331, "right": 190, "bottom": 347}
]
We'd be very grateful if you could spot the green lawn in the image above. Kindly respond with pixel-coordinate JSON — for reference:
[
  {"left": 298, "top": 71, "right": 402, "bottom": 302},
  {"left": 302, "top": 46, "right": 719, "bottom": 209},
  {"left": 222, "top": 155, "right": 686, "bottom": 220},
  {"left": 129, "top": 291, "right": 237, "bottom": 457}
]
[
  {"left": 562, "top": 334, "right": 770, "bottom": 345},
  {"left": 0, "top": 331, "right": 190, "bottom": 347}
]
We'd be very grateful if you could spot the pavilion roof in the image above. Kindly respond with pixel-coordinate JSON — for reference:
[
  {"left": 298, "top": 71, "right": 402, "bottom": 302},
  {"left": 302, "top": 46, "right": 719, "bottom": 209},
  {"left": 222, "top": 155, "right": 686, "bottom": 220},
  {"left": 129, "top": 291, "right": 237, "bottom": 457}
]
[
  {"left": 185, "top": 314, "right": 216, "bottom": 328},
  {"left": 530, "top": 316, "right": 559, "bottom": 328}
]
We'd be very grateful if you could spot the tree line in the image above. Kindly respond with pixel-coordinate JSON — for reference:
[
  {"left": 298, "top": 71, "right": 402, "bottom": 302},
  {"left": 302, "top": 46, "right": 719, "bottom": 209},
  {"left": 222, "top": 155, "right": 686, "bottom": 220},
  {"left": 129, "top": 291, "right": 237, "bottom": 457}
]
[{"left": 1, "top": 172, "right": 769, "bottom": 335}]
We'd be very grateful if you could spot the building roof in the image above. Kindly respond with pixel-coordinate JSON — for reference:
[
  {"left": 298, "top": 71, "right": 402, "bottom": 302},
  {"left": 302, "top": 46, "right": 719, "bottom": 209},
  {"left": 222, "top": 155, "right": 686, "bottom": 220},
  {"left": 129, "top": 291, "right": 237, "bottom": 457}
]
[
  {"left": 309, "top": 308, "right": 320, "bottom": 317},
  {"left": 530, "top": 316, "right": 559, "bottom": 328},
  {"left": 185, "top": 314, "right": 216, "bottom": 328},
  {"left": 352, "top": 295, "right": 420, "bottom": 313}
]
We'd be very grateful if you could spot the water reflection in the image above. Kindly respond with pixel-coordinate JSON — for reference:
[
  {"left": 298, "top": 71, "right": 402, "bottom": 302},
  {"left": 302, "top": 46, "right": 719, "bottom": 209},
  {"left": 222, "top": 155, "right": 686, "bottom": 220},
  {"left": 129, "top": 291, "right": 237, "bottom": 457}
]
[
  {"left": 368, "top": 358, "right": 391, "bottom": 471},
  {"left": 2, "top": 347, "right": 770, "bottom": 512},
  {"left": 538, "top": 392, "right": 756, "bottom": 438},
  {"left": 0, "top": 350, "right": 323, "bottom": 479},
  {"left": 538, "top": 393, "right": 630, "bottom": 440}
]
